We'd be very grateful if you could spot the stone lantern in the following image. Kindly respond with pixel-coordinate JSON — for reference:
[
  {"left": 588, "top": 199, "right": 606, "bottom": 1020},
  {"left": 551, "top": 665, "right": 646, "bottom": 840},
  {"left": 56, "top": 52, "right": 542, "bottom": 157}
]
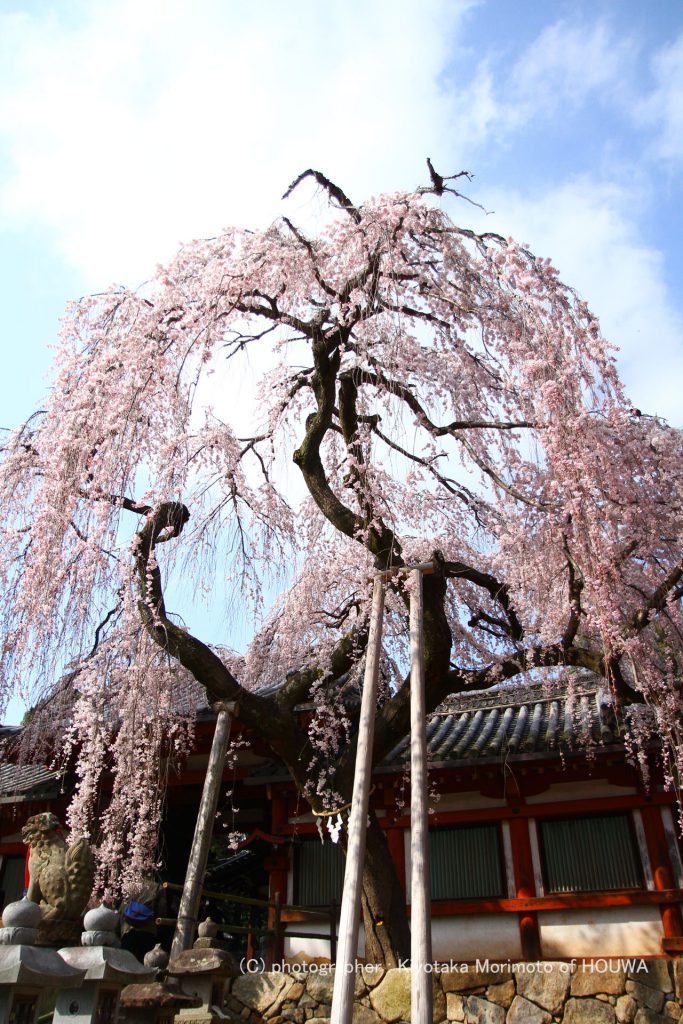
[
  {"left": 120, "top": 943, "right": 203, "bottom": 1024},
  {"left": 0, "top": 898, "right": 85, "bottom": 1024},
  {"left": 168, "top": 920, "right": 239, "bottom": 1024},
  {"left": 53, "top": 905, "right": 155, "bottom": 1024}
]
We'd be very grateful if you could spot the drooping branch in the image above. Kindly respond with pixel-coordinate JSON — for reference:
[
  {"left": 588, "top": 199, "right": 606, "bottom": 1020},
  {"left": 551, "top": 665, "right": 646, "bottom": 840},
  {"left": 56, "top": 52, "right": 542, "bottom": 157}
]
[
  {"left": 371, "top": 424, "right": 484, "bottom": 516},
  {"left": 281, "top": 217, "right": 337, "bottom": 299},
  {"left": 348, "top": 365, "right": 543, "bottom": 507}
]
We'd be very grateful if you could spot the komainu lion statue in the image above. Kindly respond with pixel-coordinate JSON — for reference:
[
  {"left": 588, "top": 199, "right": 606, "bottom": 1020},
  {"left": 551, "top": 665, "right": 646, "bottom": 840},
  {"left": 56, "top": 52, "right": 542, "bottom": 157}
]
[{"left": 22, "top": 811, "right": 95, "bottom": 944}]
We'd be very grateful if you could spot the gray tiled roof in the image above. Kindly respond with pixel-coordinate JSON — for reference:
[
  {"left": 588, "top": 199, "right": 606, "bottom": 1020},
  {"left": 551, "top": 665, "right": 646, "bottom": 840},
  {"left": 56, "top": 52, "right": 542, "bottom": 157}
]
[
  {"left": 0, "top": 762, "right": 63, "bottom": 801},
  {"left": 244, "top": 679, "right": 629, "bottom": 784},
  {"left": 379, "top": 681, "right": 621, "bottom": 767}
]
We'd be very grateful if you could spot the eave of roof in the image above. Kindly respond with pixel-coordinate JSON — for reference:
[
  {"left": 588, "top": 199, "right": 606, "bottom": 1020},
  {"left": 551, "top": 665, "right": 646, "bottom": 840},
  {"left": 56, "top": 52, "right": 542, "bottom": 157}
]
[
  {"left": 0, "top": 762, "right": 64, "bottom": 801},
  {"left": 243, "top": 679, "right": 634, "bottom": 785}
]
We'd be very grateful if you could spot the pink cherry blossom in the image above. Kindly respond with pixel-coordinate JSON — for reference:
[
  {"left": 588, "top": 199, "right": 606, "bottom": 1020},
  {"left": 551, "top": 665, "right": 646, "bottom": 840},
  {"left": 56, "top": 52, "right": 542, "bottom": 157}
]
[{"left": 1, "top": 170, "right": 681, "bottom": 902}]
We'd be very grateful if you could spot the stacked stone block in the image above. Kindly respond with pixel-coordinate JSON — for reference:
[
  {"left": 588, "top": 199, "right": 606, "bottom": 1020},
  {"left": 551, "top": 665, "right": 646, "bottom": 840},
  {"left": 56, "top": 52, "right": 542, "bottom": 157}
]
[{"left": 222, "top": 960, "right": 683, "bottom": 1024}]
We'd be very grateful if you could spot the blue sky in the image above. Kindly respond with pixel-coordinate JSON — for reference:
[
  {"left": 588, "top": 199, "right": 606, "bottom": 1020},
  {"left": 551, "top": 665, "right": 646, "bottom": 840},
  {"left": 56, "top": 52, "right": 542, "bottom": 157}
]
[{"left": 0, "top": 0, "right": 682, "bottom": 718}]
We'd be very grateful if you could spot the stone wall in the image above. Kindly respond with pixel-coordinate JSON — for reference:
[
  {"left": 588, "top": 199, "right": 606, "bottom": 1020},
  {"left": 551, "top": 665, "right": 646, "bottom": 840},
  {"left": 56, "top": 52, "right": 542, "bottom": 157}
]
[{"left": 227, "top": 959, "right": 683, "bottom": 1024}]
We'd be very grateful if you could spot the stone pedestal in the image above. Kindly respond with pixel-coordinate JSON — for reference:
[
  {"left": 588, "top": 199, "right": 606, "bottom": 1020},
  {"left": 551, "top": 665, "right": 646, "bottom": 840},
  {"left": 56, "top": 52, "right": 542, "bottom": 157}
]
[
  {"left": 54, "top": 945, "right": 155, "bottom": 1024},
  {"left": 119, "top": 942, "right": 202, "bottom": 1024},
  {"left": 169, "top": 947, "right": 240, "bottom": 1024},
  {"left": 0, "top": 900, "right": 86, "bottom": 1024},
  {"left": 0, "top": 944, "right": 86, "bottom": 1024},
  {"left": 35, "top": 918, "right": 84, "bottom": 948},
  {"left": 120, "top": 980, "right": 203, "bottom": 1024}
]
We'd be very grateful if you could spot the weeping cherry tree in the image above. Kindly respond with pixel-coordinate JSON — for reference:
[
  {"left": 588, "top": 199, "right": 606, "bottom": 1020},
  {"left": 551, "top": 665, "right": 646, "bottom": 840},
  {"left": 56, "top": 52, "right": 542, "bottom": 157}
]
[{"left": 1, "top": 170, "right": 682, "bottom": 963}]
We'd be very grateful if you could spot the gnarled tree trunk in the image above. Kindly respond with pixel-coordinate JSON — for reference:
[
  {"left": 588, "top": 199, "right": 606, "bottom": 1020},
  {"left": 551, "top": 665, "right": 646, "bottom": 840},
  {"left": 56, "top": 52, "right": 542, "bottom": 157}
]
[{"left": 360, "top": 812, "right": 411, "bottom": 965}]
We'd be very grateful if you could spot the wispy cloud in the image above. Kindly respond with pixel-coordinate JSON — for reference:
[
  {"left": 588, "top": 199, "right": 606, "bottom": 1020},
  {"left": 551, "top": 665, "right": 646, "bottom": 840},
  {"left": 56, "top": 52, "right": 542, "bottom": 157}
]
[
  {"left": 509, "top": 20, "right": 634, "bottom": 115},
  {"left": 0, "top": 0, "right": 472, "bottom": 284},
  {"left": 446, "top": 19, "right": 636, "bottom": 150},
  {"left": 636, "top": 32, "right": 683, "bottom": 164}
]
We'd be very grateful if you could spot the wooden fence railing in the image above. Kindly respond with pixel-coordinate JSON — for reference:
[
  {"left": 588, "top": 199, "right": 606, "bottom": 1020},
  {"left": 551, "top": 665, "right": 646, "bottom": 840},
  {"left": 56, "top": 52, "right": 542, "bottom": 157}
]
[{"left": 158, "top": 880, "right": 337, "bottom": 965}]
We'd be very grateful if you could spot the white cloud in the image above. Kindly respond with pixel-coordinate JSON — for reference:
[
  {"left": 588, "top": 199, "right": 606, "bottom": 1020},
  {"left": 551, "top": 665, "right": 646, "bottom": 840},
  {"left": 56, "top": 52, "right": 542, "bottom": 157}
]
[
  {"left": 0, "top": 0, "right": 473, "bottom": 286},
  {"left": 509, "top": 20, "right": 634, "bottom": 115},
  {"left": 448, "top": 19, "right": 635, "bottom": 150},
  {"left": 0, "top": 2, "right": 681, "bottom": 432},
  {"left": 637, "top": 33, "right": 683, "bottom": 164}
]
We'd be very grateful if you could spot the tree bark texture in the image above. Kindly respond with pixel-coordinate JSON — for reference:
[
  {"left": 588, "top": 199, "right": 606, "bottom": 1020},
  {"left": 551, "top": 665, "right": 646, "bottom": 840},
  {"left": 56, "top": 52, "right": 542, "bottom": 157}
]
[{"left": 359, "top": 812, "right": 411, "bottom": 965}]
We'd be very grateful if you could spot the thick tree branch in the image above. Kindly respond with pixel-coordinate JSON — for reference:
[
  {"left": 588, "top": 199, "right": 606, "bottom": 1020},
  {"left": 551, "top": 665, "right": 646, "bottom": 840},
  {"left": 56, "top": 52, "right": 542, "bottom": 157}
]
[
  {"left": 293, "top": 333, "right": 402, "bottom": 569},
  {"left": 629, "top": 563, "right": 683, "bottom": 632},
  {"left": 282, "top": 169, "right": 362, "bottom": 224},
  {"left": 561, "top": 534, "right": 584, "bottom": 649},
  {"left": 275, "top": 622, "right": 370, "bottom": 713},
  {"left": 444, "top": 559, "right": 524, "bottom": 642},
  {"left": 337, "top": 370, "right": 403, "bottom": 562},
  {"left": 133, "top": 502, "right": 315, "bottom": 783}
]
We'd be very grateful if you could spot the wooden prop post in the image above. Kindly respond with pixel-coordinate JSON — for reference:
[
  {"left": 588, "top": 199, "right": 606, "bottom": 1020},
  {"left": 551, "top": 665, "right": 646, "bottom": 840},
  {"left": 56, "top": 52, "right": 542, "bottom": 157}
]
[
  {"left": 409, "top": 568, "right": 433, "bottom": 1024},
  {"left": 170, "top": 702, "right": 235, "bottom": 960},
  {"left": 330, "top": 577, "right": 385, "bottom": 1024}
]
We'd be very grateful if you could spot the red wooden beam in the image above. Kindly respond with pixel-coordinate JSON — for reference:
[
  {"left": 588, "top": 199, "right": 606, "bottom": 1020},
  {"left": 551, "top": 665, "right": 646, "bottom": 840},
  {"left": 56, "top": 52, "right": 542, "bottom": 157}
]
[
  {"left": 279, "top": 792, "right": 677, "bottom": 835},
  {"left": 426, "top": 889, "right": 683, "bottom": 916},
  {"left": 0, "top": 843, "right": 24, "bottom": 856}
]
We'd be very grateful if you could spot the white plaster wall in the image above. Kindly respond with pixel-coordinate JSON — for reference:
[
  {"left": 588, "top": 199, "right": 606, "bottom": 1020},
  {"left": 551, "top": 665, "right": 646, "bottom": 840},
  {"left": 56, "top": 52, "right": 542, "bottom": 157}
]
[
  {"left": 538, "top": 905, "right": 664, "bottom": 957},
  {"left": 431, "top": 914, "right": 522, "bottom": 962},
  {"left": 432, "top": 792, "right": 507, "bottom": 813},
  {"left": 283, "top": 918, "right": 362, "bottom": 960},
  {"left": 284, "top": 915, "right": 521, "bottom": 962},
  {"left": 524, "top": 779, "right": 637, "bottom": 803}
]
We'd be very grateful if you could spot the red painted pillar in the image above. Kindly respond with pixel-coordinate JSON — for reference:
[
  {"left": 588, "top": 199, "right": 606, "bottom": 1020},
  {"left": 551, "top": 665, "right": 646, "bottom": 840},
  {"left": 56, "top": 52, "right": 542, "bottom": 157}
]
[
  {"left": 509, "top": 816, "right": 541, "bottom": 959},
  {"left": 386, "top": 826, "right": 407, "bottom": 897},
  {"left": 640, "top": 805, "right": 683, "bottom": 939}
]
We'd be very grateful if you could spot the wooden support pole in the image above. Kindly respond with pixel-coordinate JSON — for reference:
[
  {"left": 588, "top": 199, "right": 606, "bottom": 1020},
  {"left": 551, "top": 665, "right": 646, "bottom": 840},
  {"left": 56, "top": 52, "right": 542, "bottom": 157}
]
[
  {"left": 409, "top": 568, "right": 433, "bottom": 1024},
  {"left": 170, "top": 703, "right": 234, "bottom": 960},
  {"left": 330, "top": 577, "right": 385, "bottom": 1024}
]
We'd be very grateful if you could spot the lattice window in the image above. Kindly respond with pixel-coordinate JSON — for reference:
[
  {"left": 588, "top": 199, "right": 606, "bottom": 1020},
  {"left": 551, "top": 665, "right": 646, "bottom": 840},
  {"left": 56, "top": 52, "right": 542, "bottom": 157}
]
[
  {"left": 428, "top": 824, "right": 504, "bottom": 899},
  {"left": 539, "top": 813, "right": 643, "bottom": 893},
  {"left": 295, "top": 839, "right": 344, "bottom": 907}
]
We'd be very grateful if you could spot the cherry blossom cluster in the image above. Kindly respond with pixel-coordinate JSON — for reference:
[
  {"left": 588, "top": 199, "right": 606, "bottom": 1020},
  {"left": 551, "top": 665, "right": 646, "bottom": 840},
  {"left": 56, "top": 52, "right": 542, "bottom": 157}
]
[{"left": 1, "top": 175, "right": 681, "bottom": 895}]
